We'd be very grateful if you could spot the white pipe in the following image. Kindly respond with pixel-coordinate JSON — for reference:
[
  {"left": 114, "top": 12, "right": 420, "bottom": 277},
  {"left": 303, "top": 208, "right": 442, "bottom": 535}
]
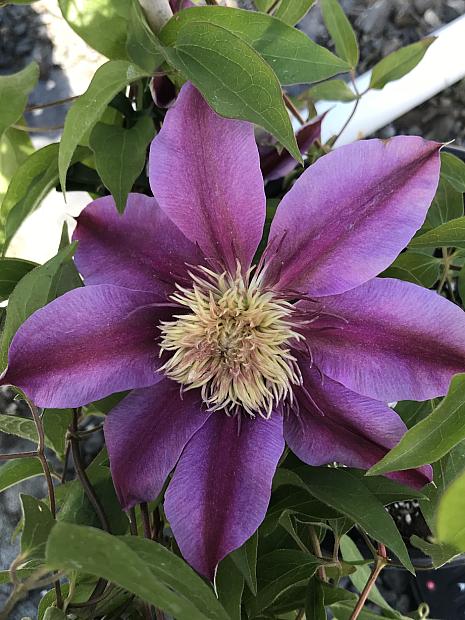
[
  {"left": 315, "top": 14, "right": 465, "bottom": 146},
  {"left": 138, "top": 0, "right": 173, "bottom": 33}
]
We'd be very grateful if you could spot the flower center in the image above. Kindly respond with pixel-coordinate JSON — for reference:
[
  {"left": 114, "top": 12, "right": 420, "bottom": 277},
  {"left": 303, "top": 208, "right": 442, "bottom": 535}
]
[{"left": 159, "top": 265, "right": 302, "bottom": 417}]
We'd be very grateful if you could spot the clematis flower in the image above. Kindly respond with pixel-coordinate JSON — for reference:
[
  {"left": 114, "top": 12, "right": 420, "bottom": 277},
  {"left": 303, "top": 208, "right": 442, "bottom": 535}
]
[{"left": 4, "top": 83, "right": 465, "bottom": 580}]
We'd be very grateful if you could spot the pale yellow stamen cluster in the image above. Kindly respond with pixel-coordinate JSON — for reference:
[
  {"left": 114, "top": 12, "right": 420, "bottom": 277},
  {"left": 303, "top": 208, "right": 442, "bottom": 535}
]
[{"left": 159, "top": 265, "right": 302, "bottom": 418}]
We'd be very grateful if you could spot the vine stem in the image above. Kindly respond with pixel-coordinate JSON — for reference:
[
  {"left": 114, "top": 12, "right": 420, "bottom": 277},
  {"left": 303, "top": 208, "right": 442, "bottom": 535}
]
[
  {"left": 308, "top": 526, "right": 327, "bottom": 581},
  {"left": 283, "top": 92, "right": 305, "bottom": 126},
  {"left": 12, "top": 123, "right": 64, "bottom": 133},
  {"left": 349, "top": 544, "right": 388, "bottom": 620},
  {"left": 26, "top": 95, "right": 79, "bottom": 111},
  {"left": 0, "top": 451, "right": 38, "bottom": 461},
  {"left": 70, "top": 409, "right": 110, "bottom": 532},
  {"left": 334, "top": 70, "right": 362, "bottom": 144},
  {"left": 25, "top": 396, "right": 63, "bottom": 609}
]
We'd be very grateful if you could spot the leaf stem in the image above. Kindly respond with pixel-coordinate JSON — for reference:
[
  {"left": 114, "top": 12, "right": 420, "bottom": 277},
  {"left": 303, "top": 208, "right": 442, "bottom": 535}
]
[
  {"left": 70, "top": 409, "right": 110, "bottom": 532},
  {"left": 25, "top": 396, "right": 63, "bottom": 609},
  {"left": 349, "top": 544, "right": 387, "bottom": 620},
  {"left": 12, "top": 124, "right": 64, "bottom": 133},
  {"left": 26, "top": 95, "right": 79, "bottom": 111},
  {"left": 308, "top": 526, "right": 327, "bottom": 582},
  {"left": 0, "top": 451, "right": 38, "bottom": 461},
  {"left": 283, "top": 92, "right": 305, "bottom": 126}
]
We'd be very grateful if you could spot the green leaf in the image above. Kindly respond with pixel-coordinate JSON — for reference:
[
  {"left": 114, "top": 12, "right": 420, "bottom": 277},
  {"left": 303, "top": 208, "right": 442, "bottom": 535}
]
[
  {"left": 58, "top": 0, "right": 131, "bottom": 59},
  {"left": 59, "top": 60, "right": 150, "bottom": 194},
  {"left": 1, "top": 144, "right": 89, "bottom": 251},
  {"left": 296, "top": 467, "right": 413, "bottom": 572},
  {"left": 43, "top": 608, "right": 67, "bottom": 620},
  {"left": 126, "top": 0, "right": 165, "bottom": 72},
  {"left": 410, "top": 215, "right": 465, "bottom": 249},
  {"left": 331, "top": 601, "right": 400, "bottom": 620},
  {"left": 320, "top": 0, "right": 359, "bottom": 68},
  {"left": 230, "top": 532, "right": 258, "bottom": 595},
  {"left": 0, "top": 63, "right": 39, "bottom": 139},
  {"left": 410, "top": 535, "right": 458, "bottom": 568},
  {"left": 274, "top": 0, "right": 315, "bottom": 26},
  {"left": 428, "top": 178, "right": 463, "bottom": 228},
  {"left": 46, "top": 522, "right": 230, "bottom": 620},
  {"left": 21, "top": 494, "right": 55, "bottom": 560},
  {"left": 246, "top": 549, "right": 324, "bottom": 616},
  {"left": 437, "top": 468, "right": 465, "bottom": 552},
  {"left": 0, "top": 127, "right": 33, "bottom": 204},
  {"left": 305, "top": 576, "right": 326, "bottom": 620},
  {"left": 441, "top": 152, "right": 465, "bottom": 193},
  {"left": 43, "top": 410, "right": 72, "bottom": 460},
  {"left": 161, "top": 7, "right": 349, "bottom": 87},
  {"left": 0, "top": 457, "right": 42, "bottom": 493},
  {"left": 0, "top": 258, "right": 36, "bottom": 302},
  {"left": 0, "top": 244, "right": 78, "bottom": 367},
  {"left": 368, "top": 374, "right": 465, "bottom": 476},
  {"left": 0, "top": 568, "right": 35, "bottom": 584},
  {"left": 90, "top": 116, "right": 154, "bottom": 213},
  {"left": 1, "top": 143, "right": 58, "bottom": 249},
  {"left": 340, "top": 536, "right": 399, "bottom": 615},
  {"left": 0, "top": 414, "right": 38, "bottom": 444},
  {"left": 161, "top": 21, "right": 300, "bottom": 163},
  {"left": 395, "top": 399, "right": 435, "bottom": 429},
  {"left": 370, "top": 37, "right": 436, "bottom": 90},
  {"left": 382, "top": 251, "right": 441, "bottom": 287},
  {"left": 216, "top": 556, "right": 244, "bottom": 620},
  {"left": 58, "top": 465, "right": 128, "bottom": 534},
  {"left": 310, "top": 79, "right": 356, "bottom": 102}
]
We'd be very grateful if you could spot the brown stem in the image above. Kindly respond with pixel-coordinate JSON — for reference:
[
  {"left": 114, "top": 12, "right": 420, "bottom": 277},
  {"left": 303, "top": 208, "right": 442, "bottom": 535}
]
[
  {"left": 140, "top": 502, "right": 152, "bottom": 539},
  {"left": 283, "top": 92, "right": 305, "bottom": 126},
  {"left": 70, "top": 409, "right": 110, "bottom": 532},
  {"left": 349, "top": 545, "right": 387, "bottom": 620},
  {"left": 308, "top": 526, "right": 327, "bottom": 582},
  {"left": 26, "top": 95, "right": 79, "bottom": 111},
  {"left": 25, "top": 397, "right": 63, "bottom": 609},
  {"left": 266, "top": 0, "right": 281, "bottom": 14},
  {"left": 0, "top": 451, "right": 38, "bottom": 461},
  {"left": 129, "top": 507, "right": 138, "bottom": 536},
  {"left": 12, "top": 123, "right": 64, "bottom": 133}
]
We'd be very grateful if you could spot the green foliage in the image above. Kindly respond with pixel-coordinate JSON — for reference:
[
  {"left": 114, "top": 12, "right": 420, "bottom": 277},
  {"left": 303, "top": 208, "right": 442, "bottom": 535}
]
[
  {"left": 274, "top": 0, "right": 315, "bottom": 26},
  {"left": 58, "top": 60, "right": 150, "bottom": 193},
  {"left": 0, "top": 257, "right": 36, "bottom": 301},
  {"left": 382, "top": 251, "right": 441, "bottom": 287},
  {"left": 0, "top": 244, "right": 78, "bottom": 368},
  {"left": 310, "top": 79, "right": 357, "bottom": 102},
  {"left": 437, "top": 468, "right": 465, "bottom": 552},
  {"left": 216, "top": 556, "right": 244, "bottom": 620},
  {"left": 90, "top": 116, "right": 154, "bottom": 213},
  {"left": 245, "top": 549, "right": 325, "bottom": 616},
  {"left": 427, "top": 178, "right": 463, "bottom": 228},
  {"left": 161, "top": 7, "right": 349, "bottom": 86},
  {"left": 46, "top": 522, "right": 230, "bottom": 620},
  {"left": 320, "top": 0, "right": 359, "bottom": 68},
  {"left": 126, "top": 0, "right": 165, "bottom": 72},
  {"left": 368, "top": 374, "right": 465, "bottom": 476},
  {"left": 58, "top": 0, "right": 131, "bottom": 60},
  {"left": 0, "top": 127, "right": 33, "bottom": 204},
  {"left": 230, "top": 532, "right": 258, "bottom": 595},
  {"left": 441, "top": 152, "right": 465, "bottom": 192},
  {"left": 305, "top": 576, "right": 327, "bottom": 619},
  {"left": 162, "top": 21, "right": 301, "bottom": 163},
  {"left": 0, "top": 63, "right": 39, "bottom": 139},
  {"left": 278, "top": 466, "right": 414, "bottom": 572},
  {"left": 0, "top": 457, "right": 43, "bottom": 493},
  {"left": 369, "top": 37, "right": 435, "bottom": 89},
  {"left": 21, "top": 494, "right": 55, "bottom": 560}
]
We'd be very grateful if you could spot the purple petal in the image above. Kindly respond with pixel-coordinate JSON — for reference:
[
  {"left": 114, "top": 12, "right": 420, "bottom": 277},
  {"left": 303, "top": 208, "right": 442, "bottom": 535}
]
[
  {"left": 301, "top": 277, "right": 465, "bottom": 402},
  {"left": 149, "top": 83, "right": 266, "bottom": 273},
  {"left": 73, "top": 194, "right": 203, "bottom": 294},
  {"left": 261, "top": 116, "right": 323, "bottom": 182},
  {"left": 265, "top": 137, "right": 440, "bottom": 296},
  {"left": 285, "top": 365, "right": 431, "bottom": 488},
  {"left": 2, "top": 285, "right": 167, "bottom": 408},
  {"left": 105, "top": 380, "right": 210, "bottom": 509},
  {"left": 165, "top": 413, "right": 284, "bottom": 579}
]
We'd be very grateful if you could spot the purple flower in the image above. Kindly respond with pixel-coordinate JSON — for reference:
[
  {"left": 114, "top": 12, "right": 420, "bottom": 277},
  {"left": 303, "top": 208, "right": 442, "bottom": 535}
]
[{"left": 3, "top": 83, "right": 465, "bottom": 580}]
